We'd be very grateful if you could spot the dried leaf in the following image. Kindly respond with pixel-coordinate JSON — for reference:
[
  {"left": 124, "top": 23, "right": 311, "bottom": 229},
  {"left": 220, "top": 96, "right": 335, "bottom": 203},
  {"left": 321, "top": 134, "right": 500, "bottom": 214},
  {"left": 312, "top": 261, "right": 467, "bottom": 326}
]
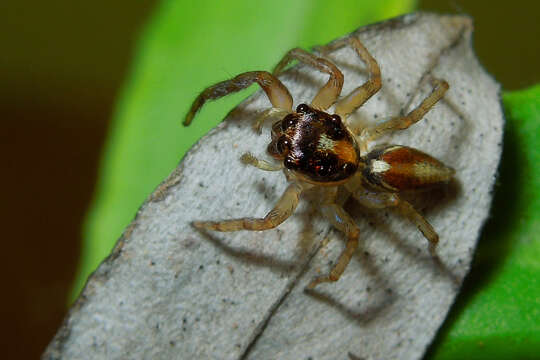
[{"left": 44, "top": 13, "right": 503, "bottom": 360}]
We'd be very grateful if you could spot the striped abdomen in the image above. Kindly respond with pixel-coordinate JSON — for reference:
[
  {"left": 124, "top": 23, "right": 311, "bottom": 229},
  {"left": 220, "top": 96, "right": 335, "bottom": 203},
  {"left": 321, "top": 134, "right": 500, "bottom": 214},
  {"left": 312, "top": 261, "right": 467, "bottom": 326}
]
[{"left": 363, "top": 145, "right": 455, "bottom": 192}]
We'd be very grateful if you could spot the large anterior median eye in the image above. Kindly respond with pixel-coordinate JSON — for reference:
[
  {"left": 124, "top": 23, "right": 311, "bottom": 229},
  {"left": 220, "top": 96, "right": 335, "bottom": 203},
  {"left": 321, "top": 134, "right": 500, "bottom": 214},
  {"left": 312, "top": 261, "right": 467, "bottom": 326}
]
[
  {"left": 276, "top": 136, "right": 291, "bottom": 154},
  {"left": 326, "top": 115, "right": 345, "bottom": 139},
  {"left": 296, "top": 103, "right": 310, "bottom": 113},
  {"left": 284, "top": 156, "right": 297, "bottom": 169},
  {"left": 330, "top": 114, "right": 341, "bottom": 124},
  {"left": 281, "top": 114, "right": 298, "bottom": 131}
]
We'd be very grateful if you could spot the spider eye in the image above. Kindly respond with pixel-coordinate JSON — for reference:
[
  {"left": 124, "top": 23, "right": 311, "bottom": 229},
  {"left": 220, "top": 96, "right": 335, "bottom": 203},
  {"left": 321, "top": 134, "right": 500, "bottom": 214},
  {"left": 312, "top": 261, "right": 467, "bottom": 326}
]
[
  {"left": 284, "top": 157, "right": 297, "bottom": 169},
  {"left": 325, "top": 114, "right": 345, "bottom": 139},
  {"left": 276, "top": 136, "right": 291, "bottom": 154},
  {"left": 281, "top": 114, "right": 298, "bottom": 131},
  {"left": 296, "top": 104, "right": 310, "bottom": 113},
  {"left": 342, "top": 162, "right": 355, "bottom": 176}
]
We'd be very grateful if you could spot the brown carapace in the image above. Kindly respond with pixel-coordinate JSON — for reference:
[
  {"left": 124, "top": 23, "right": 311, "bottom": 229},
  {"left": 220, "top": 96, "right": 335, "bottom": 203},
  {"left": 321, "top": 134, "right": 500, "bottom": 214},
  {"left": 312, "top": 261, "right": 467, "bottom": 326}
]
[
  {"left": 267, "top": 104, "right": 360, "bottom": 184},
  {"left": 183, "top": 36, "right": 453, "bottom": 289}
]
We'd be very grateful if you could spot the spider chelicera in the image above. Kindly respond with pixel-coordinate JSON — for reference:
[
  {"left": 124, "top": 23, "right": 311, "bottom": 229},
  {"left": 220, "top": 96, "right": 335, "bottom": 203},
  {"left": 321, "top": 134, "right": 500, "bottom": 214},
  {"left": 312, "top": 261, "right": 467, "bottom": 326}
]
[{"left": 183, "top": 37, "right": 453, "bottom": 289}]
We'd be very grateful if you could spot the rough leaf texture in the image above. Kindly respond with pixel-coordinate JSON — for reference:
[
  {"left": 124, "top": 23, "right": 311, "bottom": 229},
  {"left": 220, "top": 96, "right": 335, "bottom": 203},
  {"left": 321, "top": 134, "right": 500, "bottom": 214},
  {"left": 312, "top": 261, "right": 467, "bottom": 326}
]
[{"left": 44, "top": 13, "right": 503, "bottom": 360}]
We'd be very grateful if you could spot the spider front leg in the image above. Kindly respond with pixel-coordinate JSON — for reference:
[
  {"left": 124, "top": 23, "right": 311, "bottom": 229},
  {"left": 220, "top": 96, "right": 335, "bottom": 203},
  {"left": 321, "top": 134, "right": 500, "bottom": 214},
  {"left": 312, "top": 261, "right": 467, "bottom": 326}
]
[
  {"left": 307, "top": 203, "right": 361, "bottom": 289},
  {"left": 361, "top": 78, "right": 449, "bottom": 143},
  {"left": 350, "top": 188, "right": 439, "bottom": 252},
  {"left": 192, "top": 183, "right": 302, "bottom": 231},
  {"left": 330, "top": 37, "right": 382, "bottom": 118},
  {"left": 273, "top": 48, "right": 344, "bottom": 110},
  {"left": 183, "top": 71, "right": 293, "bottom": 126}
]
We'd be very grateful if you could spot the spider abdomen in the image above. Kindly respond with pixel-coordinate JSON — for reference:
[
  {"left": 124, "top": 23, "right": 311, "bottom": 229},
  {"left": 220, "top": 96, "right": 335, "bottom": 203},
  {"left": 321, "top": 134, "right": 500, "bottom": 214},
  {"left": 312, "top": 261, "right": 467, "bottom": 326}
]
[{"left": 363, "top": 145, "right": 455, "bottom": 192}]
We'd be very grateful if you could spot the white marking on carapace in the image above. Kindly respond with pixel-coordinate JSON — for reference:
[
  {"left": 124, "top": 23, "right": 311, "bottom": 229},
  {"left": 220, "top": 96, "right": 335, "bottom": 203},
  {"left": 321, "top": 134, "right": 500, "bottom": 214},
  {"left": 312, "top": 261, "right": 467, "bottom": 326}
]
[
  {"left": 317, "top": 134, "right": 336, "bottom": 151},
  {"left": 370, "top": 159, "right": 391, "bottom": 173}
]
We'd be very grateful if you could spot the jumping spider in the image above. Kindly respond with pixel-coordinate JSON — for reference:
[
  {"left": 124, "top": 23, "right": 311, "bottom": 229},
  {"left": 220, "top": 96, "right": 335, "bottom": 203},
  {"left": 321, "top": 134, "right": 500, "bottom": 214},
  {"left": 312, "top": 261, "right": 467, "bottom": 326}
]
[{"left": 183, "top": 37, "right": 454, "bottom": 289}]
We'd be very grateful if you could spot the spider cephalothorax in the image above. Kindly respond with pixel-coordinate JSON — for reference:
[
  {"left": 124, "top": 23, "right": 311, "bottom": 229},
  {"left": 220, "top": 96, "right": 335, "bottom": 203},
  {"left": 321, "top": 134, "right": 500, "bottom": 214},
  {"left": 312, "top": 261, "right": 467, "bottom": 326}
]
[
  {"left": 183, "top": 36, "right": 453, "bottom": 289},
  {"left": 267, "top": 103, "right": 360, "bottom": 185}
]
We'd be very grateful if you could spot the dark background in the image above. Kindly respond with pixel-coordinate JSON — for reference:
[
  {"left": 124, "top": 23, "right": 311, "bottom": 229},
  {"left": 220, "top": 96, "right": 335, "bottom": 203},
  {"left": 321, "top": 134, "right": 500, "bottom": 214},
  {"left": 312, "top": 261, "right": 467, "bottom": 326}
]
[{"left": 1, "top": 1, "right": 538, "bottom": 358}]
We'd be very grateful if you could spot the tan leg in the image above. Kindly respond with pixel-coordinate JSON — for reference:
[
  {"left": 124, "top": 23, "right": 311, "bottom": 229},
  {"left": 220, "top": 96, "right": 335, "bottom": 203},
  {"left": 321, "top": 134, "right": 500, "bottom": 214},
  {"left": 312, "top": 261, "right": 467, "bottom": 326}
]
[
  {"left": 360, "top": 78, "right": 449, "bottom": 142},
  {"left": 240, "top": 153, "right": 283, "bottom": 171},
  {"left": 183, "top": 71, "right": 293, "bottom": 126},
  {"left": 307, "top": 203, "right": 360, "bottom": 289},
  {"left": 396, "top": 199, "right": 439, "bottom": 254},
  {"left": 333, "top": 37, "right": 382, "bottom": 118},
  {"left": 252, "top": 108, "right": 290, "bottom": 134},
  {"left": 351, "top": 189, "right": 439, "bottom": 248},
  {"left": 192, "top": 183, "right": 302, "bottom": 231},
  {"left": 273, "top": 48, "right": 344, "bottom": 110}
]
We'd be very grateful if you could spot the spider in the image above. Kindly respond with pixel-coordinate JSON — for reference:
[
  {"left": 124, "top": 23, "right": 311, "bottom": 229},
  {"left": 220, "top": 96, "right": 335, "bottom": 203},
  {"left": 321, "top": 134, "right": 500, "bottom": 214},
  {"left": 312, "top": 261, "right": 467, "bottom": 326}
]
[{"left": 183, "top": 37, "right": 454, "bottom": 289}]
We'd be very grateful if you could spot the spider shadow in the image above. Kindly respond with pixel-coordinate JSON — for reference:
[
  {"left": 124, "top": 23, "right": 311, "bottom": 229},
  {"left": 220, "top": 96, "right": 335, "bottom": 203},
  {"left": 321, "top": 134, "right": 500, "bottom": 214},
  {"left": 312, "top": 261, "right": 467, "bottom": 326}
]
[
  {"left": 194, "top": 179, "right": 398, "bottom": 326},
  {"left": 193, "top": 181, "right": 324, "bottom": 276},
  {"left": 299, "top": 191, "right": 397, "bottom": 325},
  {"left": 299, "top": 190, "right": 397, "bottom": 326},
  {"left": 303, "top": 179, "right": 460, "bottom": 324},
  {"left": 194, "top": 228, "right": 298, "bottom": 275},
  {"left": 441, "top": 95, "right": 474, "bottom": 160},
  {"left": 304, "top": 239, "right": 398, "bottom": 326},
  {"left": 305, "top": 286, "right": 397, "bottom": 326},
  {"left": 381, "top": 181, "right": 463, "bottom": 287}
]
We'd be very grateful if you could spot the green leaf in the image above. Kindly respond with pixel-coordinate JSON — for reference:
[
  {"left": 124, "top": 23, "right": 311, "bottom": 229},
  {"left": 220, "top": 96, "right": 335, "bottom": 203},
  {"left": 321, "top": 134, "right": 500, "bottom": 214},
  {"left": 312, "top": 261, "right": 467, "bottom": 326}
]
[
  {"left": 72, "top": 0, "right": 416, "bottom": 299},
  {"left": 427, "top": 85, "right": 540, "bottom": 359}
]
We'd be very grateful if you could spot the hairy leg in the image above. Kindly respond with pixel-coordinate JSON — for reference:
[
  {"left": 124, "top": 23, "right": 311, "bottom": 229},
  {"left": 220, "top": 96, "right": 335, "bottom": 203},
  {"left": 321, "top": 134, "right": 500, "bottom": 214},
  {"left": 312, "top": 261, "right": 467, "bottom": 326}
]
[
  {"left": 330, "top": 37, "right": 382, "bottom": 118},
  {"left": 350, "top": 187, "right": 439, "bottom": 249},
  {"left": 252, "top": 108, "right": 290, "bottom": 134},
  {"left": 307, "top": 203, "right": 361, "bottom": 289},
  {"left": 360, "top": 78, "right": 449, "bottom": 142},
  {"left": 273, "top": 48, "right": 344, "bottom": 110},
  {"left": 192, "top": 183, "right": 302, "bottom": 231},
  {"left": 183, "top": 71, "right": 293, "bottom": 126}
]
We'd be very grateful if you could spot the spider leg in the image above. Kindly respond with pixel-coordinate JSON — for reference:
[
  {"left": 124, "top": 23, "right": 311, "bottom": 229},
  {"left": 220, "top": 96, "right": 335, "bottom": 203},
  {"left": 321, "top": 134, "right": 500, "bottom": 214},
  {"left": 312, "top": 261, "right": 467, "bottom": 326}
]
[
  {"left": 360, "top": 78, "right": 449, "bottom": 142},
  {"left": 183, "top": 71, "right": 293, "bottom": 126},
  {"left": 273, "top": 48, "right": 344, "bottom": 111},
  {"left": 332, "top": 37, "right": 382, "bottom": 118},
  {"left": 350, "top": 187, "right": 439, "bottom": 251},
  {"left": 252, "top": 108, "right": 290, "bottom": 134},
  {"left": 306, "top": 203, "right": 360, "bottom": 289},
  {"left": 192, "top": 183, "right": 302, "bottom": 231},
  {"left": 240, "top": 152, "right": 283, "bottom": 171},
  {"left": 397, "top": 199, "right": 439, "bottom": 254}
]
